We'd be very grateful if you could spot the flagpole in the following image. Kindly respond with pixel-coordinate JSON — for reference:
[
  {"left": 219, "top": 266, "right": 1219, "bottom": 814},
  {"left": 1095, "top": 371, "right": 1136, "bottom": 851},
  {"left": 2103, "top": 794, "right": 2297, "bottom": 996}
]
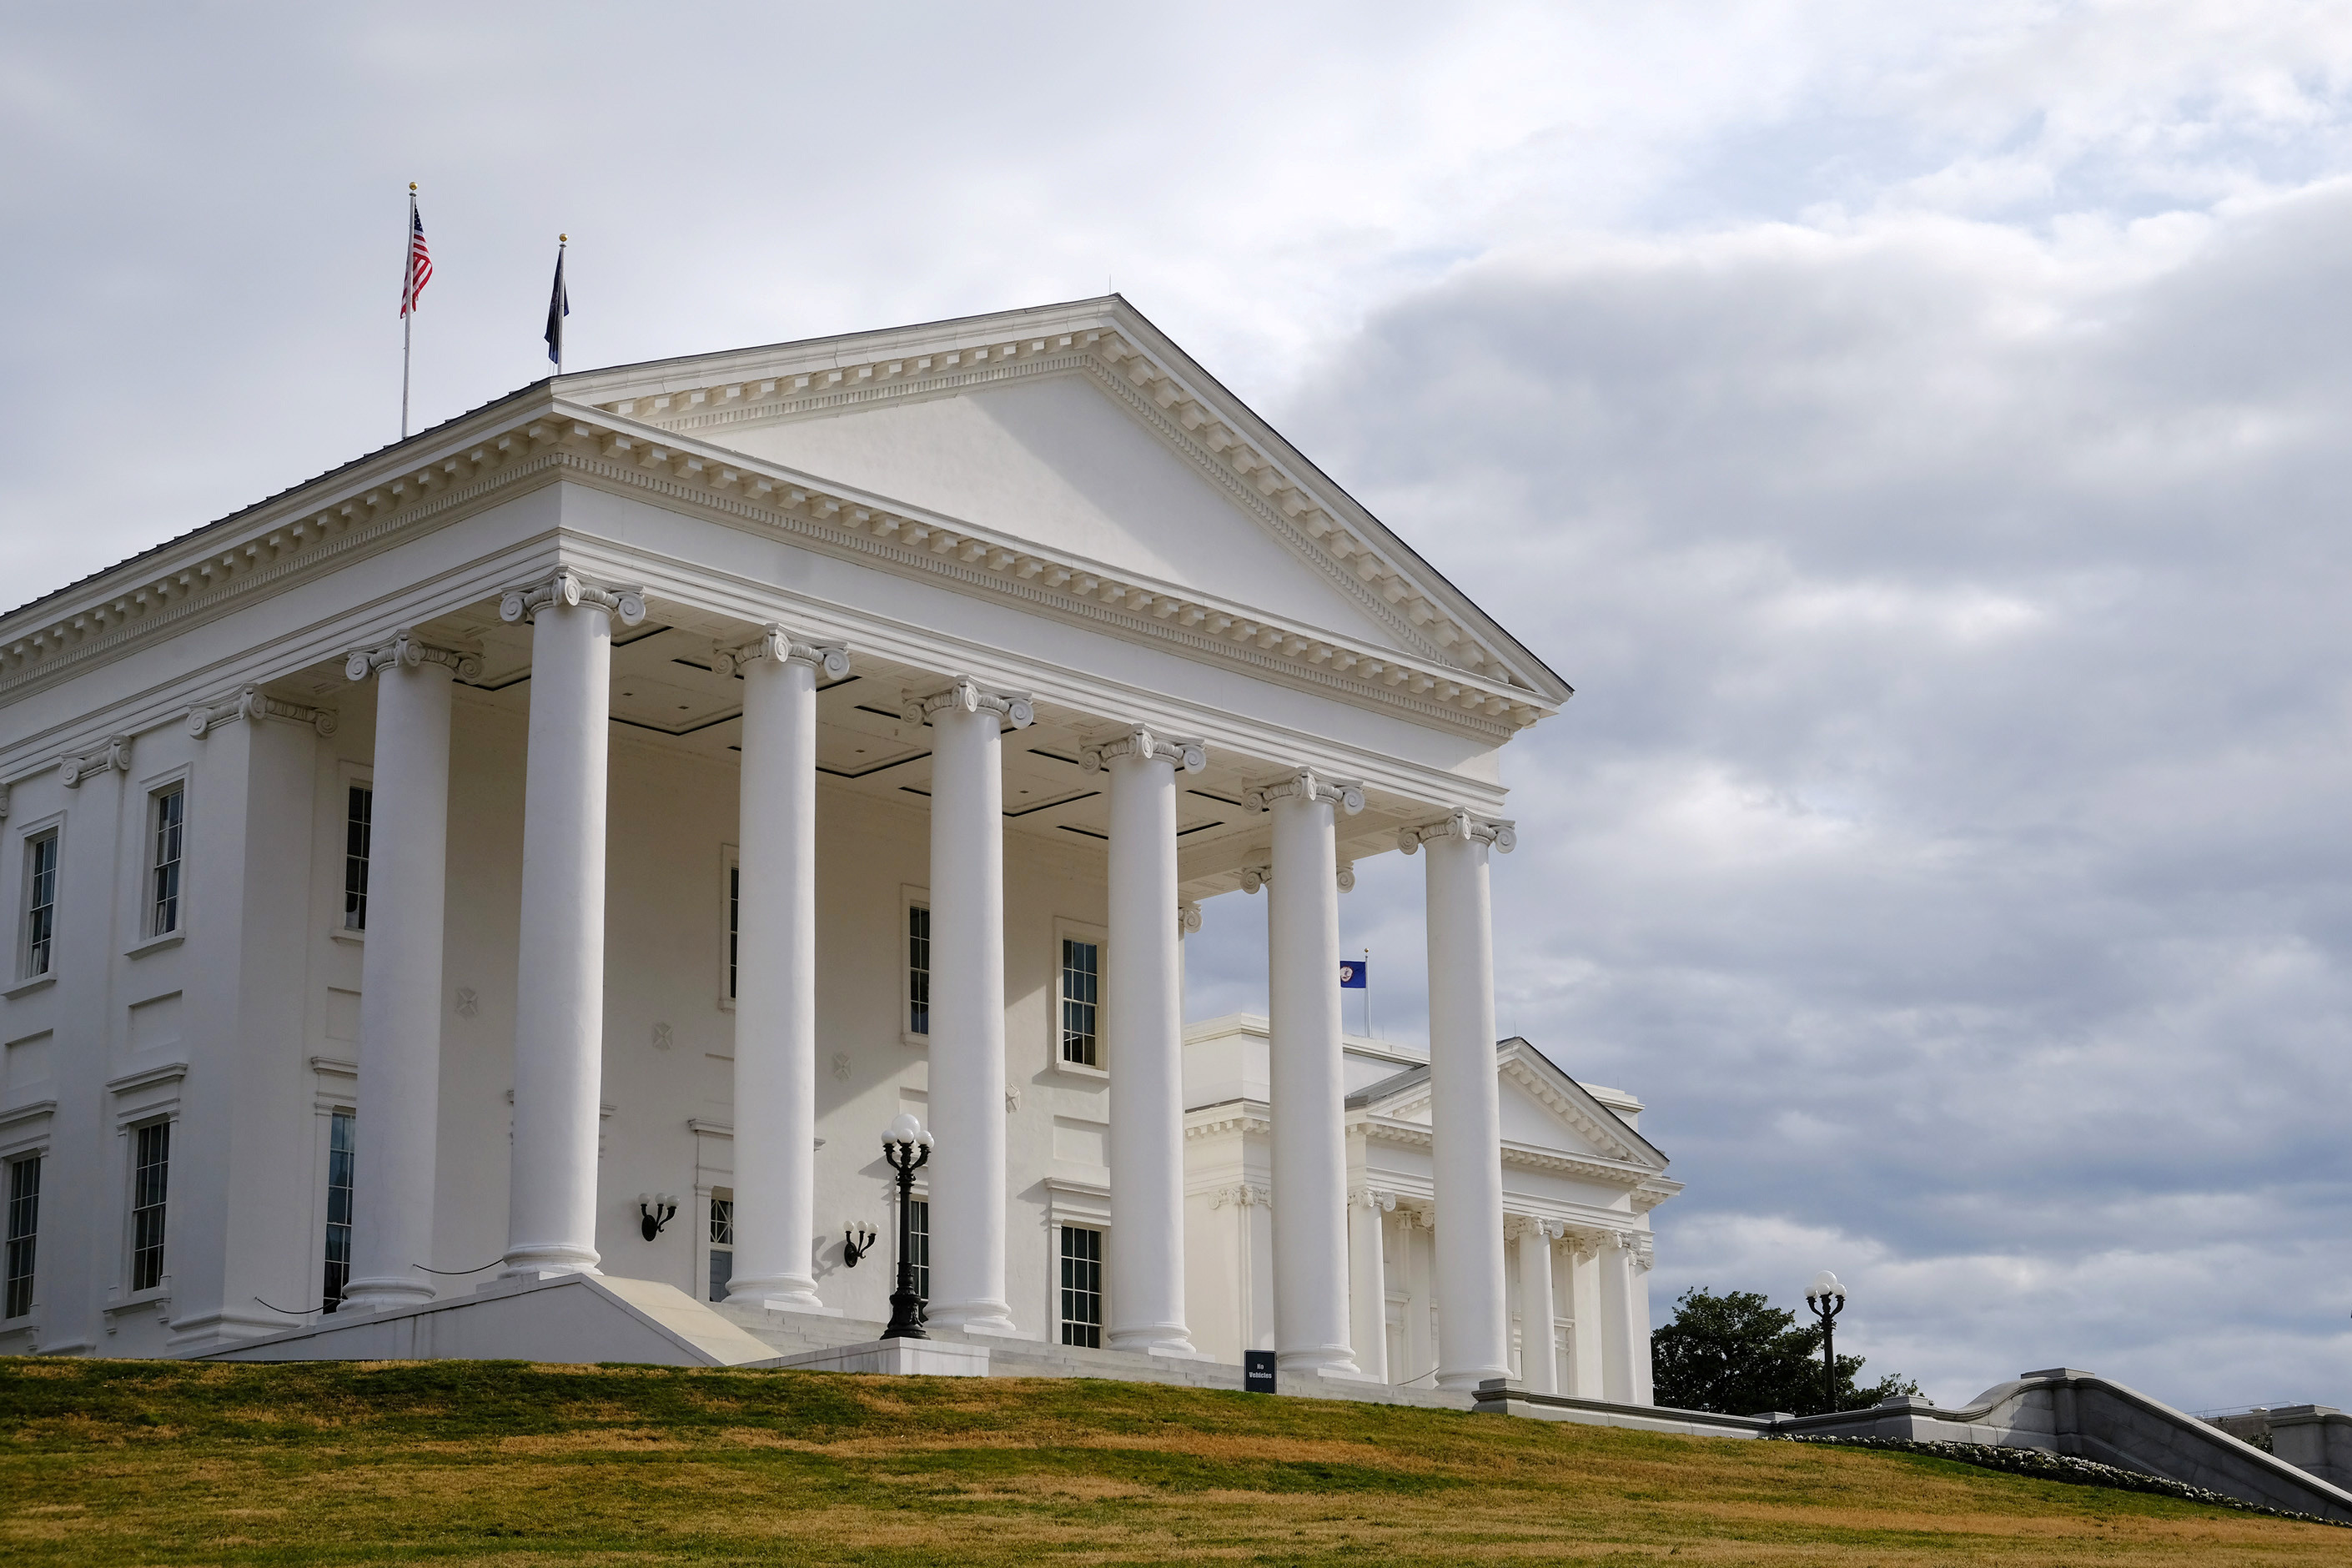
[
  {"left": 400, "top": 183, "right": 416, "bottom": 440},
  {"left": 556, "top": 234, "right": 567, "bottom": 374},
  {"left": 1363, "top": 947, "right": 1373, "bottom": 1038}
]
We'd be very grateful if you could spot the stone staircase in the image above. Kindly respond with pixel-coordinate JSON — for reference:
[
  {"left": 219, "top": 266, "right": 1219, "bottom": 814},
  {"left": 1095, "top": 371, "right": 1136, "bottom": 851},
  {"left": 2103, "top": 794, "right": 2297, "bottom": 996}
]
[{"left": 707, "top": 1299, "right": 1471, "bottom": 1410}]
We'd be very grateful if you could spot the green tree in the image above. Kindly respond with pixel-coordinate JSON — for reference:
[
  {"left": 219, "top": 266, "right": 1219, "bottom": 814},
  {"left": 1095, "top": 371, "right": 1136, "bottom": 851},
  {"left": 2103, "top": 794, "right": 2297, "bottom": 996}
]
[{"left": 1650, "top": 1287, "right": 1920, "bottom": 1416}]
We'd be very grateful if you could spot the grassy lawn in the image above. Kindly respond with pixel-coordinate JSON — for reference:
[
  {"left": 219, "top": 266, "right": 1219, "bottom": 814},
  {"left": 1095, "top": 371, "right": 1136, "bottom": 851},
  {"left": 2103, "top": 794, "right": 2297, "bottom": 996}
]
[{"left": 2, "top": 1358, "right": 2342, "bottom": 1565}]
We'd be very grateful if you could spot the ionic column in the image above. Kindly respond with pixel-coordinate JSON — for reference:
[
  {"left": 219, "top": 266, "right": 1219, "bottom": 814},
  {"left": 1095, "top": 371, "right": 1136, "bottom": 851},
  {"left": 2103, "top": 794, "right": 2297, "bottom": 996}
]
[
  {"left": 903, "top": 676, "right": 1032, "bottom": 1334},
  {"left": 1348, "top": 1187, "right": 1394, "bottom": 1382},
  {"left": 499, "top": 571, "right": 645, "bottom": 1278},
  {"left": 1402, "top": 807, "right": 1516, "bottom": 1391},
  {"left": 1249, "top": 768, "right": 1364, "bottom": 1375},
  {"left": 1598, "top": 1230, "right": 1638, "bottom": 1403},
  {"left": 719, "top": 627, "right": 847, "bottom": 1310},
  {"left": 1630, "top": 1233, "right": 1656, "bottom": 1404},
  {"left": 1515, "top": 1218, "right": 1559, "bottom": 1395},
  {"left": 340, "top": 633, "right": 476, "bottom": 1310},
  {"left": 1088, "top": 725, "right": 1207, "bottom": 1356}
]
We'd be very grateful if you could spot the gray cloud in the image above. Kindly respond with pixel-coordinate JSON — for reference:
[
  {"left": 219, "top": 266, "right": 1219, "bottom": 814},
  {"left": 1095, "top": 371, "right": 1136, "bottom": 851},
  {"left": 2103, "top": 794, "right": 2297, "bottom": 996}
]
[{"left": 1221, "top": 188, "right": 2352, "bottom": 1405}]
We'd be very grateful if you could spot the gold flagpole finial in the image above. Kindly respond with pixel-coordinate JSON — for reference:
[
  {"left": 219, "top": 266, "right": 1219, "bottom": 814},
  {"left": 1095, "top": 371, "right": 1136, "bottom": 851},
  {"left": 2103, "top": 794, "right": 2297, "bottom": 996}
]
[
  {"left": 559, "top": 234, "right": 567, "bottom": 244},
  {"left": 409, "top": 181, "right": 418, "bottom": 192}
]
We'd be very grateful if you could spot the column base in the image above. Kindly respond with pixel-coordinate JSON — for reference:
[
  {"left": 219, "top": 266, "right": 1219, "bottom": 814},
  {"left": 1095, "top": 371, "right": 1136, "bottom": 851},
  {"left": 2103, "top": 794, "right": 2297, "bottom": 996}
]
[
  {"left": 1436, "top": 1364, "right": 1514, "bottom": 1393},
  {"left": 339, "top": 1277, "right": 435, "bottom": 1313},
  {"left": 1109, "top": 1325, "right": 1206, "bottom": 1359},
  {"left": 726, "top": 1279, "right": 835, "bottom": 1316},
  {"left": 929, "top": 1301, "right": 1023, "bottom": 1337},
  {"left": 1277, "top": 1345, "right": 1364, "bottom": 1376},
  {"left": 500, "top": 1242, "right": 601, "bottom": 1281}
]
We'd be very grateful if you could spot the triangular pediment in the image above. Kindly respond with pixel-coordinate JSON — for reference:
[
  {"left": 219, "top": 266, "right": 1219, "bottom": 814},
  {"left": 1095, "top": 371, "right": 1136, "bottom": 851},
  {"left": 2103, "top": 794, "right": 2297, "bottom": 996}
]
[
  {"left": 1349, "top": 1038, "right": 1668, "bottom": 1173},
  {"left": 559, "top": 297, "right": 1571, "bottom": 704}
]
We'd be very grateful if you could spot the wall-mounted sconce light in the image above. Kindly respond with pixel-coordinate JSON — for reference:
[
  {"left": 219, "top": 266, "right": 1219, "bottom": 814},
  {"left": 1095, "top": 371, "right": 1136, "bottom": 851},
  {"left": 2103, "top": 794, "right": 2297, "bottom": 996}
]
[
  {"left": 638, "top": 1193, "right": 679, "bottom": 1241},
  {"left": 843, "top": 1220, "right": 878, "bottom": 1267}
]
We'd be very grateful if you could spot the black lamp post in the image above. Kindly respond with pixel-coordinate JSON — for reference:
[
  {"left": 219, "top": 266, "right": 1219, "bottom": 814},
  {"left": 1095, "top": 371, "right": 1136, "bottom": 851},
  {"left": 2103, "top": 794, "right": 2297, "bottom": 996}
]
[
  {"left": 881, "top": 1113, "right": 932, "bottom": 1340},
  {"left": 1804, "top": 1270, "right": 1847, "bottom": 1413}
]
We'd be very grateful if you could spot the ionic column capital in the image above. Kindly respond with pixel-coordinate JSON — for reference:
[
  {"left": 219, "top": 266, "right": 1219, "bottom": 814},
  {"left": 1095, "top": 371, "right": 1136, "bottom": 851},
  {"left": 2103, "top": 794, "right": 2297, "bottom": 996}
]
[
  {"left": 344, "top": 631, "right": 484, "bottom": 685},
  {"left": 58, "top": 735, "right": 130, "bottom": 787},
  {"left": 1083, "top": 724, "right": 1206, "bottom": 773},
  {"left": 499, "top": 570, "right": 648, "bottom": 626},
  {"left": 1399, "top": 807, "right": 1516, "bottom": 855},
  {"left": 1245, "top": 768, "right": 1364, "bottom": 816},
  {"left": 1349, "top": 1187, "right": 1397, "bottom": 1213},
  {"left": 190, "top": 685, "right": 341, "bottom": 739},
  {"left": 712, "top": 624, "right": 849, "bottom": 681},
  {"left": 1238, "top": 862, "right": 1272, "bottom": 894},
  {"left": 901, "top": 676, "right": 1033, "bottom": 730},
  {"left": 1507, "top": 1215, "right": 1562, "bottom": 1243},
  {"left": 1178, "top": 901, "right": 1203, "bottom": 935}
]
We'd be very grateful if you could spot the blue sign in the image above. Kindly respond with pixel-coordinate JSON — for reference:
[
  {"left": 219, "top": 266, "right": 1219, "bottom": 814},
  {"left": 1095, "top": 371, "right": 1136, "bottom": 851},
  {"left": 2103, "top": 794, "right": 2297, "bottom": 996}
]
[{"left": 1339, "top": 960, "right": 1369, "bottom": 989}]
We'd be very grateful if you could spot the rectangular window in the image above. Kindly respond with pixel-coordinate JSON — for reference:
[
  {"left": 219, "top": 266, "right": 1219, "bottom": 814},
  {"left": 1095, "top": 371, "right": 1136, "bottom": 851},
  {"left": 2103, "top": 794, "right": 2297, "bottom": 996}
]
[
  {"left": 906, "top": 1198, "right": 930, "bottom": 1301},
  {"left": 708, "top": 1194, "right": 733, "bottom": 1303},
  {"left": 343, "top": 786, "right": 372, "bottom": 931},
  {"left": 23, "top": 832, "right": 58, "bottom": 979},
  {"left": 1058, "top": 1224, "right": 1103, "bottom": 1348},
  {"left": 149, "top": 786, "right": 184, "bottom": 937},
  {"left": 4, "top": 1155, "right": 38, "bottom": 1319},
  {"left": 1060, "top": 939, "right": 1099, "bottom": 1067},
  {"left": 131, "top": 1121, "right": 169, "bottom": 1292},
  {"left": 727, "top": 864, "right": 740, "bottom": 1002},
  {"left": 907, "top": 904, "right": 931, "bottom": 1035},
  {"left": 148, "top": 790, "right": 184, "bottom": 940},
  {"left": 321, "top": 1111, "right": 354, "bottom": 1312}
]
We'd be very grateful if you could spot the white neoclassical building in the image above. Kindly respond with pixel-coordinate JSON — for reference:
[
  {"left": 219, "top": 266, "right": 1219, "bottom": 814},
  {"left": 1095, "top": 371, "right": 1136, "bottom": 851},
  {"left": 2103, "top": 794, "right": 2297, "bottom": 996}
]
[{"left": 0, "top": 297, "right": 1671, "bottom": 1399}]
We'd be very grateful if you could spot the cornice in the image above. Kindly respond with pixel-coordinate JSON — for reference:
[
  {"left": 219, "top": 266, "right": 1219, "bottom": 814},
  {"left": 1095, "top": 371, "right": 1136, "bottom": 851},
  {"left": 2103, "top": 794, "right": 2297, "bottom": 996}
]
[
  {"left": 0, "top": 405, "right": 1548, "bottom": 745},
  {"left": 1353, "top": 1111, "right": 1657, "bottom": 1188}
]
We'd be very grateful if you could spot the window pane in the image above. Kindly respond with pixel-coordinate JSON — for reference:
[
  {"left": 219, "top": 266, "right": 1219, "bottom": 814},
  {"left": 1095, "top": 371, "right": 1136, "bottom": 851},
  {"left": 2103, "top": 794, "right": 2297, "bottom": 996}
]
[
  {"left": 151, "top": 787, "right": 183, "bottom": 936},
  {"left": 344, "top": 786, "right": 372, "bottom": 931},
  {"left": 322, "top": 1111, "right": 354, "bottom": 1312},
  {"left": 1058, "top": 1224, "right": 1103, "bottom": 1348},
  {"left": 1061, "top": 939, "right": 1098, "bottom": 1067},
  {"left": 708, "top": 1247, "right": 732, "bottom": 1304},
  {"left": 907, "top": 1198, "right": 930, "bottom": 1301},
  {"left": 908, "top": 905, "right": 930, "bottom": 1035},
  {"left": 4, "top": 1155, "right": 38, "bottom": 1319},
  {"left": 131, "top": 1122, "right": 169, "bottom": 1293},
  {"left": 727, "top": 865, "right": 740, "bottom": 1001},
  {"left": 24, "top": 833, "right": 58, "bottom": 978}
]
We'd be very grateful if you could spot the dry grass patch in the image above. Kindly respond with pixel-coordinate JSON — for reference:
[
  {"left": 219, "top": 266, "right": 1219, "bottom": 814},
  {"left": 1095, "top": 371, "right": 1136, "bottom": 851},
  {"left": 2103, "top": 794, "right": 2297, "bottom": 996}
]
[{"left": 2, "top": 1358, "right": 2345, "bottom": 1566}]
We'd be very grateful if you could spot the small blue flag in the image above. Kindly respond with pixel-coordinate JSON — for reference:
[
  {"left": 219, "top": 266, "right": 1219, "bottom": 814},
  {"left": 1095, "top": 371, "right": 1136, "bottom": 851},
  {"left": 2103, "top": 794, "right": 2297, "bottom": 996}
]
[{"left": 1339, "top": 960, "right": 1368, "bottom": 989}]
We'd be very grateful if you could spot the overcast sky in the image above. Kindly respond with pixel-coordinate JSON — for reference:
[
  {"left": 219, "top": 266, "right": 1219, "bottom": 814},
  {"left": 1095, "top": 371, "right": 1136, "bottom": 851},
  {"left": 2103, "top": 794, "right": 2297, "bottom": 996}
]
[{"left": 10, "top": 3, "right": 2352, "bottom": 1410}]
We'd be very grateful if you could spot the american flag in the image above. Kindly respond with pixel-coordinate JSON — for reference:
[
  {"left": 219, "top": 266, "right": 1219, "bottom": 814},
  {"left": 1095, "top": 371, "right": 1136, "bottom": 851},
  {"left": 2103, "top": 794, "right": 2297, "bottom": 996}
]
[{"left": 400, "top": 203, "right": 432, "bottom": 317}]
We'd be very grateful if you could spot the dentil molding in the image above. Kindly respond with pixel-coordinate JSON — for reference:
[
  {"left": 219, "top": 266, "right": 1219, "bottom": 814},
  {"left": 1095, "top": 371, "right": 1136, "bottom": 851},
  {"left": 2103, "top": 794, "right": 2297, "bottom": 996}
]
[
  {"left": 498, "top": 570, "right": 648, "bottom": 626},
  {"left": 901, "top": 676, "right": 1034, "bottom": 730},
  {"left": 711, "top": 624, "right": 850, "bottom": 681}
]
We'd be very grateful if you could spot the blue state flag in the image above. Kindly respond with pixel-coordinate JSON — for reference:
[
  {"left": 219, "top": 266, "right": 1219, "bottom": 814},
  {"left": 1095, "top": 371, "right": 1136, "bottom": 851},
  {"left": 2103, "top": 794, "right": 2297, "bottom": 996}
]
[{"left": 1339, "top": 959, "right": 1368, "bottom": 989}]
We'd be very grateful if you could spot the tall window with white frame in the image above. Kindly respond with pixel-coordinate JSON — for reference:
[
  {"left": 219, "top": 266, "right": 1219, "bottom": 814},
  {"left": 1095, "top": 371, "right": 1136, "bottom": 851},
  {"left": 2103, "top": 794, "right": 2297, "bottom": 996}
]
[
  {"left": 726, "top": 863, "right": 739, "bottom": 1002},
  {"left": 1058, "top": 1224, "right": 1103, "bottom": 1347},
  {"left": 905, "top": 1197, "right": 930, "bottom": 1299},
  {"left": 148, "top": 784, "right": 184, "bottom": 937},
  {"left": 907, "top": 904, "right": 930, "bottom": 1035},
  {"left": 22, "top": 832, "right": 58, "bottom": 980},
  {"left": 1060, "top": 938, "right": 1099, "bottom": 1067},
  {"left": 4, "top": 1154, "right": 38, "bottom": 1320},
  {"left": 130, "top": 1121, "right": 169, "bottom": 1293},
  {"left": 707, "top": 1191, "right": 733, "bottom": 1303},
  {"left": 320, "top": 1111, "right": 354, "bottom": 1312},
  {"left": 343, "top": 785, "right": 372, "bottom": 931}
]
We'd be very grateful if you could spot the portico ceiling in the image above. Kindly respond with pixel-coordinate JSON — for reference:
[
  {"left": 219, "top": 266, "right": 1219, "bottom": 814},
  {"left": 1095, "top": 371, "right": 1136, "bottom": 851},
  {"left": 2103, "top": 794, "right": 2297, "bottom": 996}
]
[{"left": 275, "top": 601, "right": 1435, "bottom": 899}]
